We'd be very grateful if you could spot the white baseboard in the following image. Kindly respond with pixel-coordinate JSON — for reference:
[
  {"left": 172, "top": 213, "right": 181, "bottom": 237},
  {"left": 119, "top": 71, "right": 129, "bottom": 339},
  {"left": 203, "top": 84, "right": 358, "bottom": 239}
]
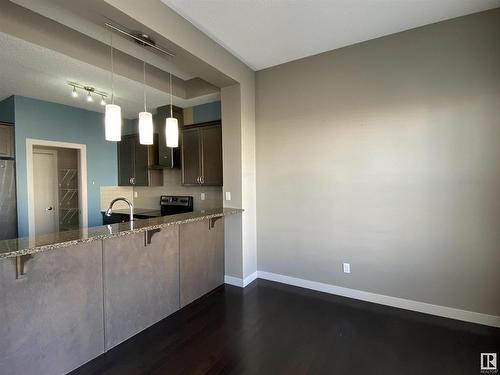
[
  {"left": 256, "top": 271, "right": 500, "bottom": 328},
  {"left": 243, "top": 271, "right": 258, "bottom": 287},
  {"left": 224, "top": 275, "right": 244, "bottom": 287},
  {"left": 224, "top": 271, "right": 258, "bottom": 288}
]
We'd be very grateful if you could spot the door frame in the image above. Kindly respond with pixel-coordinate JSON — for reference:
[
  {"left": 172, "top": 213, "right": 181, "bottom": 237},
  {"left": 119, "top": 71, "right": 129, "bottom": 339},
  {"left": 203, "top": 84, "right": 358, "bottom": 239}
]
[
  {"left": 26, "top": 139, "right": 88, "bottom": 236},
  {"left": 32, "top": 148, "right": 60, "bottom": 234}
]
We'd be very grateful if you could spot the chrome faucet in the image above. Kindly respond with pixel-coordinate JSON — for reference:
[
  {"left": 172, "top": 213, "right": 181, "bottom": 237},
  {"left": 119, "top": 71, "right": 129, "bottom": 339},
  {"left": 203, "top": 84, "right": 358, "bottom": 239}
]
[{"left": 105, "top": 197, "right": 134, "bottom": 222}]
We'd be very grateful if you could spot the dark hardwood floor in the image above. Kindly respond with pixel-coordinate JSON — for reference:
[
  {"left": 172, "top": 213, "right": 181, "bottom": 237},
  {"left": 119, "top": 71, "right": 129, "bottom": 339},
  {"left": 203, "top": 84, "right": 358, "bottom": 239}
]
[{"left": 71, "top": 279, "right": 500, "bottom": 375}]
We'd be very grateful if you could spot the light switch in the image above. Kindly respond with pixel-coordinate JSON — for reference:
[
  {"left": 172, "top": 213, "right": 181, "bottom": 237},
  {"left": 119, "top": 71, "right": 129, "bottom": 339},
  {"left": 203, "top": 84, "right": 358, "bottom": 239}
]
[
  {"left": 225, "top": 191, "right": 231, "bottom": 201},
  {"left": 201, "top": 192, "right": 206, "bottom": 201}
]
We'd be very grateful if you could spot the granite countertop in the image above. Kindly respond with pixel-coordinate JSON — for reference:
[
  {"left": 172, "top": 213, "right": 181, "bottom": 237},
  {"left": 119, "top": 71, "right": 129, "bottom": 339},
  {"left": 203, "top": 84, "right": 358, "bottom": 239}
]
[{"left": 0, "top": 208, "right": 243, "bottom": 260}]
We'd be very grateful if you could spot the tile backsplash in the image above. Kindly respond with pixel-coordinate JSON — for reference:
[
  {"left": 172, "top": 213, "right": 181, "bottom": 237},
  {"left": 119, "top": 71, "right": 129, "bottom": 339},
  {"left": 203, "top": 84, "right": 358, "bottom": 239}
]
[
  {"left": 100, "top": 186, "right": 134, "bottom": 210},
  {"left": 133, "top": 168, "right": 222, "bottom": 211}
]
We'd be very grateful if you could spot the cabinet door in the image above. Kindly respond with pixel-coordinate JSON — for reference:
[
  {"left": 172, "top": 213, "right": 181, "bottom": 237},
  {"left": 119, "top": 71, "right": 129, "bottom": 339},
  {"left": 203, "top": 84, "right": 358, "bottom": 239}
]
[
  {"left": 201, "top": 124, "right": 223, "bottom": 186},
  {"left": 179, "top": 218, "right": 224, "bottom": 307},
  {"left": 117, "top": 135, "right": 135, "bottom": 186},
  {"left": 102, "top": 226, "right": 180, "bottom": 350},
  {"left": 181, "top": 128, "right": 201, "bottom": 185},
  {"left": 133, "top": 138, "right": 149, "bottom": 186},
  {"left": 0, "top": 124, "right": 14, "bottom": 158}
]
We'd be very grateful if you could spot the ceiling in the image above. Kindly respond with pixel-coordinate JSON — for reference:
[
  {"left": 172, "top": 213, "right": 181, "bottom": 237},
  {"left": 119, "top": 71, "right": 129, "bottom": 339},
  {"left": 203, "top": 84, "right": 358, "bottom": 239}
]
[
  {"left": 161, "top": 0, "right": 500, "bottom": 70},
  {"left": 0, "top": 32, "right": 220, "bottom": 119}
]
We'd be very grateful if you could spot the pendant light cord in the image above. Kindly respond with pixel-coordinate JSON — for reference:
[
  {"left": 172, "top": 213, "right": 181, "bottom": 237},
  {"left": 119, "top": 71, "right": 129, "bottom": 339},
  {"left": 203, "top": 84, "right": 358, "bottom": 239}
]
[
  {"left": 169, "top": 72, "right": 173, "bottom": 117},
  {"left": 110, "top": 31, "right": 115, "bottom": 104},
  {"left": 143, "top": 61, "right": 147, "bottom": 112}
]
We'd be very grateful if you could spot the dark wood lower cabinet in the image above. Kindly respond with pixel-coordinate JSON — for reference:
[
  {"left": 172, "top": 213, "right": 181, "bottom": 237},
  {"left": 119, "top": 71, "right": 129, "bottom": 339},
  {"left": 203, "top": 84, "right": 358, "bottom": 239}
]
[{"left": 179, "top": 218, "right": 224, "bottom": 307}]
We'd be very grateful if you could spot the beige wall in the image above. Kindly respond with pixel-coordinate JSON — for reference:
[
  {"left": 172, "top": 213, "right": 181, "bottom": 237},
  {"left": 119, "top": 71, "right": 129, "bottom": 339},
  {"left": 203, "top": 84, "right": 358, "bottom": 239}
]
[
  {"left": 256, "top": 9, "right": 500, "bottom": 316},
  {"left": 221, "top": 84, "right": 244, "bottom": 277}
]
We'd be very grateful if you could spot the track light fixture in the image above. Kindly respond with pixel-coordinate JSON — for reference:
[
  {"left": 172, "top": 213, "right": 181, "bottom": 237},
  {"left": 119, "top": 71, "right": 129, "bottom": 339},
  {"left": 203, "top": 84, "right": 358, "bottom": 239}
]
[{"left": 68, "top": 82, "right": 107, "bottom": 106}]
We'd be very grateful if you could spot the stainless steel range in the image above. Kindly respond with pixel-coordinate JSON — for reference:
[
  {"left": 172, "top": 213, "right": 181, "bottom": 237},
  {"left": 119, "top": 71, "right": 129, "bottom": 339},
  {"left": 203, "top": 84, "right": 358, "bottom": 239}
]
[{"left": 160, "top": 195, "right": 193, "bottom": 216}]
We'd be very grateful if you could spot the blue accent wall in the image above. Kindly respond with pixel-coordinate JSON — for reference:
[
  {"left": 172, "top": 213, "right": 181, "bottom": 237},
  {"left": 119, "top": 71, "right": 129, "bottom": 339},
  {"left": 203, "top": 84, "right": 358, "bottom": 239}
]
[
  {"left": 0, "top": 96, "right": 15, "bottom": 123},
  {"left": 14, "top": 96, "right": 127, "bottom": 236},
  {"left": 193, "top": 101, "right": 221, "bottom": 123}
]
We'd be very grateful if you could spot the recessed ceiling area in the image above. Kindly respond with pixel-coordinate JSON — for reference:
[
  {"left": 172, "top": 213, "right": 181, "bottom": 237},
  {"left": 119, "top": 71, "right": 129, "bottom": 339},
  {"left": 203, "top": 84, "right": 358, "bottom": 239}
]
[
  {"left": 0, "top": 32, "right": 220, "bottom": 119},
  {"left": 9, "top": 0, "right": 237, "bottom": 89},
  {"left": 162, "top": 0, "right": 500, "bottom": 70}
]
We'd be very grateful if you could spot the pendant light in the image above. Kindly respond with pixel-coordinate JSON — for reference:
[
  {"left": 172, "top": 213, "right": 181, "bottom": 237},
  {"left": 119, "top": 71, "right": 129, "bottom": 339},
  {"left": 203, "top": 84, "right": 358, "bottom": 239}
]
[
  {"left": 165, "top": 72, "right": 179, "bottom": 148},
  {"left": 105, "top": 31, "right": 122, "bottom": 142},
  {"left": 138, "top": 61, "right": 153, "bottom": 145}
]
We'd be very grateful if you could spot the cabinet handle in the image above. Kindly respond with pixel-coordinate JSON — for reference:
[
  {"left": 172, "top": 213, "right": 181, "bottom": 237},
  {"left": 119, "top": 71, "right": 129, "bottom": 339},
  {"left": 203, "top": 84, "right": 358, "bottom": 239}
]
[
  {"left": 130, "top": 177, "right": 136, "bottom": 185},
  {"left": 200, "top": 176, "right": 205, "bottom": 184},
  {"left": 196, "top": 176, "right": 201, "bottom": 184}
]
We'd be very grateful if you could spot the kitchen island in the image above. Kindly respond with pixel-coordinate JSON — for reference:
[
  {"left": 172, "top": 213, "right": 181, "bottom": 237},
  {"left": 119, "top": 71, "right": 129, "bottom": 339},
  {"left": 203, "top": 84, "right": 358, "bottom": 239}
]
[{"left": 0, "top": 208, "right": 242, "bottom": 375}]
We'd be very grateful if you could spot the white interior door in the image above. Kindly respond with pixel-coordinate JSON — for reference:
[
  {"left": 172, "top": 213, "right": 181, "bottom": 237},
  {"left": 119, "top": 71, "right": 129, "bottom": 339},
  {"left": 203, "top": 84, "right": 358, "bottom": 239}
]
[{"left": 33, "top": 150, "right": 58, "bottom": 235}]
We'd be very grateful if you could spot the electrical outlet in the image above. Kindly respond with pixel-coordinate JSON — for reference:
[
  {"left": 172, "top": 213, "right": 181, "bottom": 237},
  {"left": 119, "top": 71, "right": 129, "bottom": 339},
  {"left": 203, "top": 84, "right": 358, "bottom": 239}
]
[
  {"left": 225, "top": 191, "right": 231, "bottom": 201},
  {"left": 201, "top": 192, "right": 206, "bottom": 201},
  {"left": 134, "top": 191, "right": 138, "bottom": 198},
  {"left": 342, "top": 262, "right": 351, "bottom": 274}
]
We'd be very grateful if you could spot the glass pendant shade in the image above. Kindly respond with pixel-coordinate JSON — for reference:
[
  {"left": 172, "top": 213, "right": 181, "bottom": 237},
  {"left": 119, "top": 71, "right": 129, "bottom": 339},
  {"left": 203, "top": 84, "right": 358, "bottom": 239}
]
[
  {"left": 165, "top": 117, "right": 179, "bottom": 148},
  {"left": 105, "top": 104, "right": 122, "bottom": 141},
  {"left": 139, "top": 112, "right": 154, "bottom": 145}
]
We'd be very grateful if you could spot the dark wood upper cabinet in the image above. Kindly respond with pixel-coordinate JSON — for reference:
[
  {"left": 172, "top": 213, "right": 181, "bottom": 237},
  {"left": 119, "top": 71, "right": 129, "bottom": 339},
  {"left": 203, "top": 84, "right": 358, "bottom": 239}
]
[
  {"left": 181, "top": 121, "right": 222, "bottom": 186},
  {"left": 155, "top": 105, "right": 182, "bottom": 168},
  {"left": 117, "top": 135, "right": 135, "bottom": 186},
  {"left": 0, "top": 123, "right": 14, "bottom": 158},
  {"left": 181, "top": 128, "right": 201, "bottom": 185},
  {"left": 133, "top": 137, "right": 149, "bottom": 186},
  {"left": 118, "top": 133, "right": 162, "bottom": 186},
  {"left": 200, "top": 125, "right": 223, "bottom": 186}
]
